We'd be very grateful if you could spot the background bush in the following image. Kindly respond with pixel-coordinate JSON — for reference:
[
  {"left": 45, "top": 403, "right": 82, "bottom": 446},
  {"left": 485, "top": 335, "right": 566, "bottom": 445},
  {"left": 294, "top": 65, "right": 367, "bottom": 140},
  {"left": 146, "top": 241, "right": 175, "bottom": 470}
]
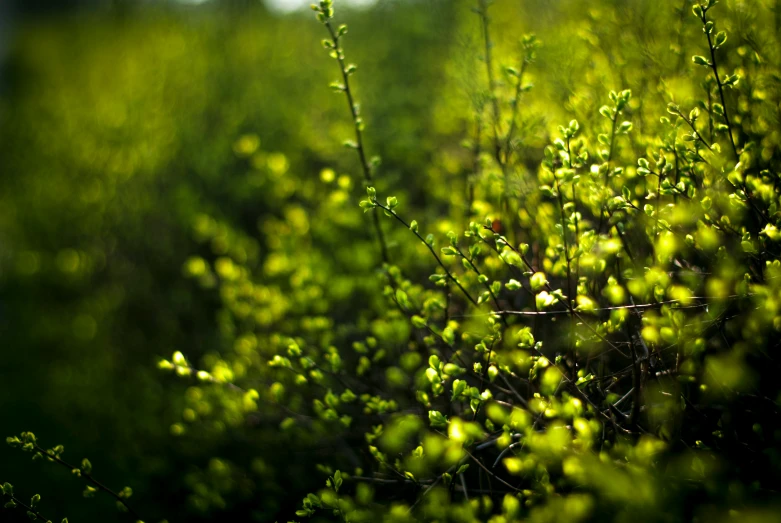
[{"left": 1, "top": 0, "right": 781, "bottom": 522}]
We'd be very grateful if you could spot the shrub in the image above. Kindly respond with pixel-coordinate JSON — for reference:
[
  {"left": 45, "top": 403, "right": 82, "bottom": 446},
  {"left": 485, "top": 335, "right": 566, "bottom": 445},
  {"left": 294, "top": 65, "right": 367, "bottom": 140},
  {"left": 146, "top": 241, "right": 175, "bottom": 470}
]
[{"left": 4, "top": 0, "right": 781, "bottom": 522}]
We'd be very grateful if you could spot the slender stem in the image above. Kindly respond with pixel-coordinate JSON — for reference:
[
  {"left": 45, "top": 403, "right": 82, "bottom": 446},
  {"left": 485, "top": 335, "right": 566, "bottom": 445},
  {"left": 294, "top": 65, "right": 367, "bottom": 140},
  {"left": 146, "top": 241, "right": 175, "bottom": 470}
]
[
  {"left": 324, "top": 20, "right": 390, "bottom": 263},
  {"left": 34, "top": 445, "right": 141, "bottom": 520},
  {"left": 5, "top": 493, "right": 51, "bottom": 522},
  {"left": 476, "top": 0, "right": 518, "bottom": 243},
  {"left": 373, "top": 203, "right": 479, "bottom": 307},
  {"left": 654, "top": 169, "right": 663, "bottom": 247},
  {"left": 676, "top": 110, "right": 713, "bottom": 151},
  {"left": 698, "top": 11, "right": 771, "bottom": 229},
  {"left": 606, "top": 113, "right": 619, "bottom": 176},
  {"left": 477, "top": 0, "right": 501, "bottom": 162},
  {"left": 706, "top": 83, "right": 715, "bottom": 144},
  {"left": 700, "top": 11, "right": 738, "bottom": 158},
  {"left": 462, "top": 448, "right": 522, "bottom": 493},
  {"left": 625, "top": 324, "right": 643, "bottom": 427},
  {"left": 554, "top": 176, "right": 576, "bottom": 353},
  {"left": 454, "top": 245, "right": 506, "bottom": 324},
  {"left": 468, "top": 106, "right": 484, "bottom": 225},
  {"left": 504, "top": 60, "right": 528, "bottom": 165},
  {"left": 597, "top": 112, "right": 619, "bottom": 235},
  {"left": 566, "top": 138, "right": 580, "bottom": 284}
]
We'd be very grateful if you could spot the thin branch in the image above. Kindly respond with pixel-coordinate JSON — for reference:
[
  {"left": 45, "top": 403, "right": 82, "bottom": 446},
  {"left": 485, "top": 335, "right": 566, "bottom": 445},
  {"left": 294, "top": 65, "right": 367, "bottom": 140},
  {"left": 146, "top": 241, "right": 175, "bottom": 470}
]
[
  {"left": 33, "top": 445, "right": 141, "bottom": 520},
  {"left": 323, "top": 20, "right": 389, "bottom": 263},
  {"left": 373, "top": 202, "right": 479, "bottom": 307}
]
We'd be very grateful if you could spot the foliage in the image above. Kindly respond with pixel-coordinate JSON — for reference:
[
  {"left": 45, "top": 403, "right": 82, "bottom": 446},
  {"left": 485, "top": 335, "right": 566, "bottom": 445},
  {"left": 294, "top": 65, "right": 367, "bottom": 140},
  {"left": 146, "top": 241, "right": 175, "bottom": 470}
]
[{"left": 3, "top": 0, "right": 781, "bottom": 521}]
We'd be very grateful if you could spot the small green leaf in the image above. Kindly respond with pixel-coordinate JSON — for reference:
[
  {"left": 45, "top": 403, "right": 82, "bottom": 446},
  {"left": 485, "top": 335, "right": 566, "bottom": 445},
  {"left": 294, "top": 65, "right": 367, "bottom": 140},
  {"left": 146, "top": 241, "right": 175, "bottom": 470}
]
[
  {"left": 411, "top": 315, "right": 427, "bottom": 328},
  {"left": 506, "top": 279, "right": 522, "bottom": 291},
  {"left": 428, "top": 410, "right": 448, "bottom": 428},
  {"left": 530, "top": 272, "right": 548, "bottom": 292},
  {"left": 333, "top": 470, "right": 343, "bottom": 492},
  {"left": 451, "top": 379, "right": 467, "bottom": 401}
]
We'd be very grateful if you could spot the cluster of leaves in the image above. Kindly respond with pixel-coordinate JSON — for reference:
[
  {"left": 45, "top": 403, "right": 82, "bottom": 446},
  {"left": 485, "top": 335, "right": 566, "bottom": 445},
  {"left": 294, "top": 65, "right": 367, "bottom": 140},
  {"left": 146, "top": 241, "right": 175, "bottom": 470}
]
[
  {"left": 154, "top": 0, "right": 781, "bottom": 521},
  {"left": 5, "top": 432, "right": 141, "bottom": 522},
  {"left": 289, "top": 1, "right": 781, "bottom": 521}
]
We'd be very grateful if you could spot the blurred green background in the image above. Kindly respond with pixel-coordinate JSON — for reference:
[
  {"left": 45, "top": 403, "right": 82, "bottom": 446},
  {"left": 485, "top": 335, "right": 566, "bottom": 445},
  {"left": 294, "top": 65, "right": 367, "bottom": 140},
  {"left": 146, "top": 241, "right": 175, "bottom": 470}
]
[
  {"left": 0, "top": 1, "right": 460, "bottom": 520},
  {"left": 1, "top": 0, "right": 779, "bottom": 521}
]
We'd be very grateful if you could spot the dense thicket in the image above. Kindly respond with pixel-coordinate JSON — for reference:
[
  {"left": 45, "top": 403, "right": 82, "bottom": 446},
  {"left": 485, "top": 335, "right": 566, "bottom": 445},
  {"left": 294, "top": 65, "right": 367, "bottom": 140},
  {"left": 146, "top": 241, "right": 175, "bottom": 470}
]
[{"left": 2, "top": 1, "right": 781, "bottom": 522}]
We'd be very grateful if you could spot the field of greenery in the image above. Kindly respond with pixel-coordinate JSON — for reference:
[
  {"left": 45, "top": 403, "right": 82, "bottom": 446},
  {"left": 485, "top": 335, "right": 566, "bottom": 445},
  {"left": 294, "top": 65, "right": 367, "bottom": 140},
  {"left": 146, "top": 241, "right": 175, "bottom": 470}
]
[{"left": 1, "top": 0, "right": 781, "bottom": 521}]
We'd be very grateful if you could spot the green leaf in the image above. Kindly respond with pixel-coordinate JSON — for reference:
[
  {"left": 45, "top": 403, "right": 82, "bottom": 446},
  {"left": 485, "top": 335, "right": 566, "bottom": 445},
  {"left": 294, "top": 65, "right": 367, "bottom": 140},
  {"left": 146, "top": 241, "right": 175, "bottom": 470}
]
[
  {"left": 451, "top": 379, "right": 467, "bottom": 401},
  {"left": 530, "top": 272, "right": 548, "bottom": 292},
  {"left": 428, "top": 410, "right": 448, "bottom": 428},
  {"left": 500, "top": 250, "right": 523, "bottom": 267},
  {"left": 692, "top": 55, "right": 710, "bottom": 66},
  {"left": 411, "top": 315, "right": 427, "bottom": 328},
  {"left": 506, "top": 279, "right": 522, "bottom": 291},
  {"left": 442, "top": 327, "right": 456, "bottom": 346},
  {"left": 333, "top": 470, "right": 343, "bottom": 492},
  {"left": 443, "top": 363, "right": 465, "bottom": 376}
]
